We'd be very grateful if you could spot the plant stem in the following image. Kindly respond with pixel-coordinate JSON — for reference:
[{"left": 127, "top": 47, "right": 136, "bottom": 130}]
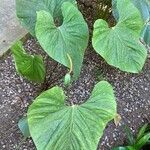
[{"left": 67, "top": 53, "right": 73, "bottom": 74}]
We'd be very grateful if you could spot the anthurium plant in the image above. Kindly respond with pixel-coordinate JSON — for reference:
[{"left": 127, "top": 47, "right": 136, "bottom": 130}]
[{"left": 11, "top": 0, "right": 150, "bottom": 149}]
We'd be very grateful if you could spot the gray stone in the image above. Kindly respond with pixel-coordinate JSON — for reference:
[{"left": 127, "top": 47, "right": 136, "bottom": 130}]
[{"left": 0, "top": 0, "right": 27, "bottom": 56}]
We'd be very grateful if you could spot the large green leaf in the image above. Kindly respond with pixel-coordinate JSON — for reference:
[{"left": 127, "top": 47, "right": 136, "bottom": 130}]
[
  {"left": 16, "top": 0, "right": 76, "bottom": 35},
  {"left": 93, "top": 0, "right": 147, "bottom": 73},
  {"left": 112, "top": 0, "right": 150, "bottom": 47},
  {"left": 36, "top": 2, "right": 89, "bottom": 79},
  {"left": 11, "top": 41, "right": 46, "bottom": 82},
  {"left": 28, "top": 81, "right": 117, "bottom": 150},
  {"left": 112, "top": 0, "right": 150, "bottom": 22}
]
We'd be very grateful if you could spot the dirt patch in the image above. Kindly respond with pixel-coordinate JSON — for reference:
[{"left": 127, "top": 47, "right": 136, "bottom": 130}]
[{"left": 0, "top": 0, "right": 150, "bottom": 150}]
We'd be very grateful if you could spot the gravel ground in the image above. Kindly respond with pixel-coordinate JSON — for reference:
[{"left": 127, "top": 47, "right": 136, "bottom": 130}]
[{"left": 0, "top": 0, "right": 150, "bottom": 150}]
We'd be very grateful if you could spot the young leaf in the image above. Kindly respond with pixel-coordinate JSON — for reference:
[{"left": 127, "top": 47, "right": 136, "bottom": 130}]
[
  {"left": 28, "top": 81, "right": 117, "bottom": 150},
  {"left": 11, "top": 41, "right": 46, "bottom": 82},
  {"left": 16, "top": 0, "right": 76, "bottom": 35},
  {"left": 93, "top": 0, "right": 147, "bottom": 73},
  {"left": 64, "top": 73, "right": 71, "bottom": 86},
  {"left": 18, "top": 116, "right": 30, "bottom": 138},
  {"left": 36, "top": 2, "right": 89, "bottom": 79}
]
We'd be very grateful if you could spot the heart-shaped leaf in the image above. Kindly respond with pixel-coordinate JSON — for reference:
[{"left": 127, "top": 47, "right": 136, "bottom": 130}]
[
  {"left": 93, "top": 0, "right": 147, "bottom": 73},
  {"left": 11, "top": 41, "right": 46, "bottom": 82},
  {"left": 16, "top": 0, "right": 76, "bottom": 35},
  {"left": 35, "top": 2, "right": 89, "bottom": 79},
  {"left": 112, "top": 0, "right": 150, "bottom": 47},
  {"left": 28, "top": 81, "right": 117, "bottom": 150}
]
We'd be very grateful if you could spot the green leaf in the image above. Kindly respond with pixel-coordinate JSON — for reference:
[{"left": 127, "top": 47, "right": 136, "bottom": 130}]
[
  {"left": 93, "top": 0, "right": 147, "bottom": 73},
  {"left": 11, "top": 41, "right": 46, "bottom": 82},
  {"left": 112, "top": 0, "right": 150, "bottom": 47},
  {"left": 132, "top": 0, "right": 150, "bottom": 21},
  {"left": 123, "top": 125, "right": 135, "bottom": 145},
  {"left": 18, "top": 116, "right": 30, "bottom": 138},
  {"left": 132, "top": 0, "right": 150, "bottom": 48},
  {"left": 136, "top": 124, "right": 148, "bottom": 142},
  {"left": 112, "top": 0, "right": 150, "bottom": 22},
  {"left": 112, "top": 0, "right": 119, "bottom": 21},
  {"left": 112, "top": 146, "right": 135, "bottom": 150},
  {"left": 134, "top": 133, "right": 150, "bottom": 150},
  {"left": 141, "top": 23, "right": 150, "bottom": 47},
  {"left": 16, "top": 0, "right": 76, "bottom": 35},
  {"left": 28, "top": 81, "right": 117, "bottom": 150},
  {"left": 36, "top": 2, "right": 89, "bottom": 79}
]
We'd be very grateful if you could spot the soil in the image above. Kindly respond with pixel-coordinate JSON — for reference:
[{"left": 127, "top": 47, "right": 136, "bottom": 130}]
[{"left": 0, "top": 0, "right": 150, "bottom": 150}]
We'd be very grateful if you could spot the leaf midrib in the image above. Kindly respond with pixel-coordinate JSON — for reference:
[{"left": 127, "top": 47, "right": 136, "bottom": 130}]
[{"left": 68, "top": 106, "right": 76, "bottom": 149}]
